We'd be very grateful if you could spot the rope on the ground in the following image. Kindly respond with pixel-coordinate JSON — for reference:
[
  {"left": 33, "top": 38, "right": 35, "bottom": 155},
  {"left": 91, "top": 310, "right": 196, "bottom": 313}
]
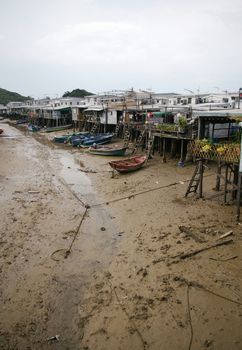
[
  {"left": 107, "top": 279, "right": 148, "bottom": 350},
  {"left": 187, "top": 285, "right": 194, "bottom": 350},
  {"left": 65, "top": 207, "right": 89, "bottom": 258},
  {"left": 50, "top": 206, "right": 89, "bottom": 261}
]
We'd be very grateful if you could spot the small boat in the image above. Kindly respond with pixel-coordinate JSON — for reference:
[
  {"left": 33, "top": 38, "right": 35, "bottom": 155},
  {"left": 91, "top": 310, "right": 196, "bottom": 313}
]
[
  {"left": 70, "top": 134, "right": 93, "bottom": 147},
  {"left": 53, "top": 135, "right": 70, "bottom": 143},
  {"left": 42, "top": 124, "right": 73, "bottom": 133},
  {"left": 89, "top": 145, "right": 127, "bottom": 156},
  {"left": 27, "top": 124, "right": 41, "bottom": 132},
  {"left": 109, "top": 155, "right": 147, "bottom": 173},
  {"left": 53, "top": 132, "right": 89, "bottom": 143},
  {"left": 0, "top": 128, "right": 3, "bottom": 135},
  {"left": 81, "top": 134, "right": 114, "bottom": 147},
  {"left": 16, "top": 118, "right": 28, "bottom": 124}
]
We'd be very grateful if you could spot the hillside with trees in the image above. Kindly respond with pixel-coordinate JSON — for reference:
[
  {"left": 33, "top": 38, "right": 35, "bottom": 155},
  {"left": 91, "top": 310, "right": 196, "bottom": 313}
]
[
  {"left": 0, "top": 88, "right": 31, "bottom": 105},
  {"left": 62, "top": 89, "right": 94, "bottom": 98}
]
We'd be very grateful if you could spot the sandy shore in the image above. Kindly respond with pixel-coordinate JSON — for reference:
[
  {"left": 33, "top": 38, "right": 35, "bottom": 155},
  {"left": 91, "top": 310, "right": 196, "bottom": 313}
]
[{"left": 0, "top": 122, "right": 242, "bottom": 350}]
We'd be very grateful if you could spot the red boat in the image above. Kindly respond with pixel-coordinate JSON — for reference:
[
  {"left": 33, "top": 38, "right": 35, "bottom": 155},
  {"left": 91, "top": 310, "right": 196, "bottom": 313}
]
[
  {"left": 109, "top": 155, "right": 147, "bottom": 173},
  {"left": 0, "top": 129, "right": 3, "bottom": 135}
]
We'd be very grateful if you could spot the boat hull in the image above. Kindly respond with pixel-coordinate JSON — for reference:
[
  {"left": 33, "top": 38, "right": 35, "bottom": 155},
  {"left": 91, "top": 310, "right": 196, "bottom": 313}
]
[
  {"left": 81, "top": 136, "right": 113, "bottom": 147},
  {"left": 27, "top": 124, "right": 41, "bottom": 132},
  {"left": 16, "top": 119, "right": 28, "bottom": 124},
  {"left": 43, "top": 124, "right": 73, "bottom": 133},
  {"left": 54, "top": 132, "right": 90, "bottom": 144},
  {"left": 89, "top": 146, "right": 127, "bottom": 156},
  {"left": 109, "top": 155, "right": 147, "bottom": 173}
]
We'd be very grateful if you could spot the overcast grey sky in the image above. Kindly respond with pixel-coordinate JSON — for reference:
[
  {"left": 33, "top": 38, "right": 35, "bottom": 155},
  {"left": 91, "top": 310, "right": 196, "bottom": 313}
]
[{"left": 0, "top": 0, "right": 242, "bottom": 98}]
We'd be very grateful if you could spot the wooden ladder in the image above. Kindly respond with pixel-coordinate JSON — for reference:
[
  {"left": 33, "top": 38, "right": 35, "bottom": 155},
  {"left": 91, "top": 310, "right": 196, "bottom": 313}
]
[
  {"left": 123, "top": 130, "right": 130, "bottom": 147},
  {"left": 114, "top": 123, "right": 120, "bottom": 137},
  {"left": 90, "top": 122, "right": 99, "bottom": 134},
  {"left": 236, "top": 172, "right": 242, "bottom": 222},
  {"left": 185, "top": 159, "right": 205, "bottom": 198},
  {"left": 131, "top": 129, "right": 146, "bottom": 154}
]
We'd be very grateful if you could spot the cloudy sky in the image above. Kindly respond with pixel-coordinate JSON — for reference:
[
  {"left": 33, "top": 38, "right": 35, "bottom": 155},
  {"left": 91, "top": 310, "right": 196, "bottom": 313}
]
[{"left": 1, "top": 0, "right": 242, "bottom": 98}]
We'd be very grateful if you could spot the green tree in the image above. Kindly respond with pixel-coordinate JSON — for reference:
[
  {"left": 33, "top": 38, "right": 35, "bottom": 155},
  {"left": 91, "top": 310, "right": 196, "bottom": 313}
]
[
  {"left": 62, "top": 89, "right": 94, "bottom": 98},
  {"left": 0, "top": 88, "right": 31, "bottom": 105}
]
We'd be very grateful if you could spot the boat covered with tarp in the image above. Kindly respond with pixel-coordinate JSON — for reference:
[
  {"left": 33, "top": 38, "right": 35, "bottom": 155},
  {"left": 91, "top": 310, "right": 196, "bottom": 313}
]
[
  {"left": 53, "top": 131, "right": 89, "bottom": 143},
  {"left": 71, "top": 133, "right": 113, "bottom": 147},
  {"left": 81, "top": 133, "right": 114, "bottom": 147}
]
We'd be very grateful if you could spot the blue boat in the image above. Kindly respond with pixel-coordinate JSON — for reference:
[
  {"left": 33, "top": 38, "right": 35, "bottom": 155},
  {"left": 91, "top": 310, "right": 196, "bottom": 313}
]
[
  {"left": 70, "top": 133, "right": 113, "bottom": 147},
  {"left": 80, "top": 134, "right": 114, "bottom": 147},
  {"left": 27, "top": 124, "right": 41, "bottom": 132},
  {"left": 16, "top": 118, "right": 28, "bottom": 124},
  {"left": 69, "top": 134, "right": 92, "bottom": 146},
  {"left": 53, "top": 132, "right": 89, "bottom": 143}
]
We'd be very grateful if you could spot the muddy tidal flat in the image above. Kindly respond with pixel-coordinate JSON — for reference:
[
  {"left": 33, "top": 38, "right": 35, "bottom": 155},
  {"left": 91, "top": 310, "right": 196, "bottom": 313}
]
[{"left": 0, "top": 122, "right": 242, "bottom": 350}]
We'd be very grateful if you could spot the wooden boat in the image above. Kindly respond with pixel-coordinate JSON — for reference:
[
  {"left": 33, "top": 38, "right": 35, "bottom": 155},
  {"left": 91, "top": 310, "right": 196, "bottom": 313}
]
[
  {"left": 42, "top": 124, "right": 72, "bottom": 133},
  {"left": 109, "top": 155, "right": 147, "bottom": 173},
  {"left": 89, "top": 145, "right": 127, "bottom": 156}
]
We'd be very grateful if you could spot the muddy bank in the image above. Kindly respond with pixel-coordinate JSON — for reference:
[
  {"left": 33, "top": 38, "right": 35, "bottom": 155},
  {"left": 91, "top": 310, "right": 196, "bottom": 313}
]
[{"left": 0, "top": 122, "right": 242, "bottom": 350}]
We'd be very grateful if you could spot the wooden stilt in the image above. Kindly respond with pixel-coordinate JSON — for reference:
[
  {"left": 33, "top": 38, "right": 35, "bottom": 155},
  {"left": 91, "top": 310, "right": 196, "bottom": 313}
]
[
  {"left": 170, "top": 139, "right": 176, "bottom": 158},
  {"left": 224, "top": 164, "right": 229, "bottom": 203},
  {"left": 162, "top": 138, "right": 166, "bottom": 163},
  {"left": 236, "top": 172, "right": 242, "bottom": 222},
  {"left": 178, "top": 139, "right": 184, "bottom": 167},
  {"left": 233, "top": 165, "right": 239, "bottom": 200},
  {"left": 199, "top": 159, "right": 204, "bottom": 198},
  {"left": 159, "top": 138, "right": 162, "bottom": 156},
  {"left": 215, "top": 161, "right": 221, "bottom": 191}
]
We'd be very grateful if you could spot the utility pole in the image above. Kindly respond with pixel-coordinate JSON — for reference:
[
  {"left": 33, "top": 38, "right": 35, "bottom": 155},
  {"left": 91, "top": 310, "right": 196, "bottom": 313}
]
[
  {"left": 236, "top": 122, "right": 242, "bottom": 221},
  {"left": 238, "top": 88, "right": 242, "bottom": 109},
  {"left": 105, "top": 101, "right": 108, "bottom": 133}
]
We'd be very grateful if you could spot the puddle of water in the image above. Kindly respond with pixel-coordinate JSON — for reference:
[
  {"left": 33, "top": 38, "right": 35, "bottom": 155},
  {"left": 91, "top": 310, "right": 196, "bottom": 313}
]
[
  {"left": 0, "top": 136, "right": 27, "bottom": 139},
  {"left": 0, "top": 123, "right": 29, "bottom": 139},
  {"left": 59, "top": 153, "right": 93, "bottom": 200}
]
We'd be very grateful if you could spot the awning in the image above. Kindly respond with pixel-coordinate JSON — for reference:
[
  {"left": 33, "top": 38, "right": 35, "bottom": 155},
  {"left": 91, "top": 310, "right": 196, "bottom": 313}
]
[{"left": 84, "top": 107, "right": 103, "bottom": 112}]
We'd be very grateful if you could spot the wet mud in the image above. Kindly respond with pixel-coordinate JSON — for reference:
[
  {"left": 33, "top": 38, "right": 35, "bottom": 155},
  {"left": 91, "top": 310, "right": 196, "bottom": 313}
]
[{"left": 0, "top": 122, "right": 242, "bottom": 350}]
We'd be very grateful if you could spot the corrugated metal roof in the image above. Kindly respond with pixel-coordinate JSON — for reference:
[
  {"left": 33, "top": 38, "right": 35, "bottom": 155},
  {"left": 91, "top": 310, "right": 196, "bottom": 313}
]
[{"left": 193, "top": 109, "right": 242, "bottom": 118}]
